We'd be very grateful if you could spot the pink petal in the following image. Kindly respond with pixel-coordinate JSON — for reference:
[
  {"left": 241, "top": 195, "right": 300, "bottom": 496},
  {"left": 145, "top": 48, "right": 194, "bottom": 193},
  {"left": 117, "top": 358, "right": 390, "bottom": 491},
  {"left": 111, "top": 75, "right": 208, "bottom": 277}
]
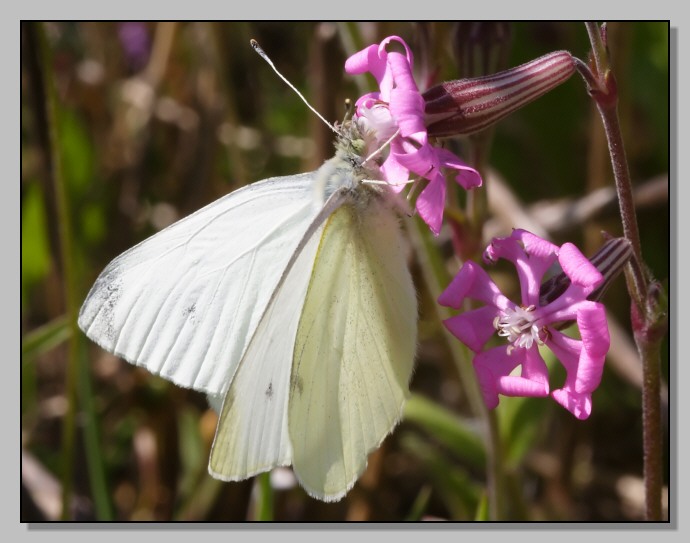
[
  {"left": 380, "top": 153, "right": 412, "bottom": 186},
  {"left": 387, "top": 51, "right": 419, "bottom": 93},
  {"left": 474, "top": 346, "right": 526, "bottom": 410},
  {"left": 453, "top": 167, "right": 483, "bottom": 190},
  {"left": 558, "top": 242, "right": 604, "bottom": 290},
  {"left": 551, "top": 388, "right": 592, "bottom": 420},
  {"left": 513, "top": 229, "right": 559, "bottom": 259},
  {"left": 508, "top": 246, "right": 546, "bottom": 307},
  {"left": 521, "top": 346, "right": 551, "bottom": 391},
  {"left": 473, "top": 346, "right": 549, "bottom": 406},
  {"left": 378, "top": 36, "right": 414, "bottom": 69},
  {"left": 415, "top": 175, "right": 446, "bottom": 235},
  {"left": 546, "top": 331, "right": 593, "bottom": 420},
  {"left": 514, "top": 261, "right": 544, "bottom": 307},
  {"left": 438, "top": 260, "right": 512, "bottom": 311},
  {"left": 484, "top": 233, "right": 525, "bottom": 264},
  {"left": 577, "top": 301, "right": 610, "bottom": 358},
  {"left": 572, "top": 347, "right": 605, "bottom": 394},
  {"left": 545, "top": 330, "right": 581, "bottom": 376},
  {"left": 443, "top": 306, "right": 498, "bottom": 352},
  {"left": 346, "top": 37, "right": 413, "bottom": 101},
  {"left": 474, "top": 364, "right": 500, "bottom": 409},
  {"left": 344, "top": 44, "right": 383, "bottom": 76},
  {"left": 540, "top": 286, "right": 591, "bottom": 321},
  {"left": 353, "top": 92, "right": 381, "bottom": 110},
  {"left": 547, "top": 326, "right": 606, "bottom": 420},
  {"left": 438, "top": 262, "right": 475, "bottom": 308},
  {"left": 389, "top": 87, "right": 426, "bottom": 136},
  {"left": 433, "top": 148, "right": 483, "bottom": 189},
  {"left": 544, "top": 298, "right": 610, "bottom": 354},
  {"left": 484, "top": 231, "right": 557, "bottom": 307},
  {"left": 392, "top": 138, "right": 434, "bottom": 177},
  {"left": 392, "top": 140, "right": 483, "bottom": 233},
  {"left": 496, "top": 346, "right": 550, "bottom": 399},
  {"left": 498, "top": 374, "right": 550, "bottom": 398}
]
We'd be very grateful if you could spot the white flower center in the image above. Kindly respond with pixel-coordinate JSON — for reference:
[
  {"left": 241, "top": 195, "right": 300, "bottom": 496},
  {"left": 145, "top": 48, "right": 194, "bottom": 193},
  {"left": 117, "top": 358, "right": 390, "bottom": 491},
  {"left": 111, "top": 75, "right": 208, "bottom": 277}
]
[
  {"left": 494, "top": 305, "right": 543, "bottom": 351},
  {"left": 357, "top": 104, "right": 398, "bottom": 142}
]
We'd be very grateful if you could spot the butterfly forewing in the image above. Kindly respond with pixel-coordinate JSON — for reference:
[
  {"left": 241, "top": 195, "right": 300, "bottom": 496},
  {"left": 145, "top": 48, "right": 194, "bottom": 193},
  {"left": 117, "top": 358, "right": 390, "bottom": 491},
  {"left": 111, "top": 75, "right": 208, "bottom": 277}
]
[
  {"left": 78, "top": 173, "right": 319, "bottom": 396},
  {"left": 208, "top": 226, "right": 323, "bottom": 479}
]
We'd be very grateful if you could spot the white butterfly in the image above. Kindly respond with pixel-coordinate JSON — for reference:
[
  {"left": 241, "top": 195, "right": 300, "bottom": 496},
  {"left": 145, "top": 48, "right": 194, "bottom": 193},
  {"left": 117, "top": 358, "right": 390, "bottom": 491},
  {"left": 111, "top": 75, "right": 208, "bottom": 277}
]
[{"left": 78, "top": 121, "right": 417, "bottom": 502}]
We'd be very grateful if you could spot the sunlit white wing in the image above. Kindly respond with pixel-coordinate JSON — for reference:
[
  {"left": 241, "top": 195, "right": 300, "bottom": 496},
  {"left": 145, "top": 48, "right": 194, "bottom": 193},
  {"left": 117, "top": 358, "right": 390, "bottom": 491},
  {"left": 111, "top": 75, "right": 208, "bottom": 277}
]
[
  {"left": 208, "top": 224, "right": 322, "bottom": 479},
  {"left": 207, "top": 189, "right": 350, "bottom": 480},
  {"left": 288, "top": 201, "right": 417, "bottom": 501},
  {"left": 78, "top": 173, "right": 319, "bottom": 396}
]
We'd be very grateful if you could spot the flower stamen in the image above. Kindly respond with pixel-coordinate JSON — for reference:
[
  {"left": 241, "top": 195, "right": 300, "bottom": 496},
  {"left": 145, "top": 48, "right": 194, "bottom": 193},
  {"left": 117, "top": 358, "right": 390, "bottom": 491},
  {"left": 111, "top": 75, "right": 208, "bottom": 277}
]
[{"left": 494, "top": 305, "right": 541, "bottom": 350}]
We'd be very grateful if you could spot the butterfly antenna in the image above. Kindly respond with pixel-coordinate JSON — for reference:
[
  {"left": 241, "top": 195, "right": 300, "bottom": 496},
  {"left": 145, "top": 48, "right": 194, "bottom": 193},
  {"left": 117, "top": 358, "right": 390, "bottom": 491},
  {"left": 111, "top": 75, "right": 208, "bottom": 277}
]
[
  {"left": 251, "top": 39, "right": 339, "bottom": 135},
  {"left": 342, "top": 98, "right": 353, "bottom": 123},
  {"left": 361, "top": 128, "right": 400, "bottom": 167}
]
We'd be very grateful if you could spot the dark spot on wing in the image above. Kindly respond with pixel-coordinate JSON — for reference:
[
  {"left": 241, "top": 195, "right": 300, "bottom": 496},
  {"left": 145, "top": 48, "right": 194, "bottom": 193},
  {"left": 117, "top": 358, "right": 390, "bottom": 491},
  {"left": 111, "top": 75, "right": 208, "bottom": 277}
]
[
  {"left": 290, "top": 375, "right": 303, "bottom": 396},
  {"left": 183, "top": 303, "right": 196, "bottom": 324},
  {"left": 265, "top": 382, "right": 273, "bottom": 399},
  {"left": 94, "top": 272, "right": 123, "bottom": 342}
]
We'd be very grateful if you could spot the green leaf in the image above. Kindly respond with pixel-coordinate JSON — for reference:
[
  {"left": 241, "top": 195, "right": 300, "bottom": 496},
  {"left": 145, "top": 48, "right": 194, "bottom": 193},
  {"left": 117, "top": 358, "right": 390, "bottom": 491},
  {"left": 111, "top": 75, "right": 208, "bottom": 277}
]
[
  {"left": 57, "top": 108, "right": 94, "bottom": 197},
  {"left": 22, "top": 315, "right": 71, "bottom": 362},
  {"left": 176, "top": 406, "right": 207, "bottom": 500},
  {"left": 21, "top": 182, "right": 52, "bottom": 295},
  {"left": 497, "top": 344, "right": 559, "bottom": 467},
  {"left": 404, "top": 393, "right": 486, "bottom": 470},
  {"left": 252, "top": 472, "right": 274, "bottom": 521},
  {"left": 400, "top": 432, "right": 481, "bottom": 520},
  {"left": 404, "top": 485, "right": 433, "bottom": 521},
  {"left": 474, "top": 491, "right": 489, "bottom": 521},
  {"left": 498, "top": 395, "right": 551, "bottom": 468}
]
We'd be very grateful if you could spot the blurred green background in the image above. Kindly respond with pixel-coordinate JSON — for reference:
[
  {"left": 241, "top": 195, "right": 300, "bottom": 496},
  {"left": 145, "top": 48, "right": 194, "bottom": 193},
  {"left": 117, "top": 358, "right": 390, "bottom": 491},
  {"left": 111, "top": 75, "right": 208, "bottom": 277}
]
[{"left": 21, "top": 22, "right": 669, "bottom": 521}]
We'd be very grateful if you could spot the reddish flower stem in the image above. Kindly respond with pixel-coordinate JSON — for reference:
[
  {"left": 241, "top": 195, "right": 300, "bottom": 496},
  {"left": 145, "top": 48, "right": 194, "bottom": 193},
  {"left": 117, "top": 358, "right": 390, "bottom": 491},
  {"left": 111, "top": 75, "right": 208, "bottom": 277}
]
[
  {"left": 638, "top": 324, "right": 665, "bottom": 521},
  {"left": 580, "top": 22, "right": 666, "bottom": 521},
  {"left": 585, "top": 22, "right": 606, "bottom": 78},
  {"left": 594, "top": 98, "right": 648, "bottom": 301}
]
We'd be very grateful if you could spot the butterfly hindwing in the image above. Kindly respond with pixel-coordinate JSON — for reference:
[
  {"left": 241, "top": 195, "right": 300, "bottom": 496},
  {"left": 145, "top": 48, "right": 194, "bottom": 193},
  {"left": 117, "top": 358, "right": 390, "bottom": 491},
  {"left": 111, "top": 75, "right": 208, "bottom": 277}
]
[{"left": 287, "top": 199, "right": 417, "bottom": 501}]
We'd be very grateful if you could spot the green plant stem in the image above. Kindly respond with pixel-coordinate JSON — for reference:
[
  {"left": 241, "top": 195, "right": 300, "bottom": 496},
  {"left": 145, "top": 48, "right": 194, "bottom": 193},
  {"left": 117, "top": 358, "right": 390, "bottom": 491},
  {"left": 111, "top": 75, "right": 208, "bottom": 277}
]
[
  {"left": 466, "top": 130, "right": 493, "bottom": 247},
  {"left": 35, "top": 23, "right": 80, "bottom": 520},
  {"left": 253, "top": 472, "right": 274, "bottom": 521},
  {"left": 408, "top": 216, "right": 506, "bottom": 520},
  {"left": 77, "top": 341, "right": 114, "bottom": 520},
  {"left": 464, "top": 133, "right": 509, "bottom": 520}
]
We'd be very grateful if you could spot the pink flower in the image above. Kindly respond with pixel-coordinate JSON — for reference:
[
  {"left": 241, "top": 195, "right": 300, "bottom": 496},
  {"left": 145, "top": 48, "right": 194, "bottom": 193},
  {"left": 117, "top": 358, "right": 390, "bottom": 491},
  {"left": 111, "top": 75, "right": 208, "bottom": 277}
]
[
  {"left": 438, "top": 229, "right": 611, "bottom": 420},
  {"left": 345, "top": 36, "right": 482, "bottom": 235}
]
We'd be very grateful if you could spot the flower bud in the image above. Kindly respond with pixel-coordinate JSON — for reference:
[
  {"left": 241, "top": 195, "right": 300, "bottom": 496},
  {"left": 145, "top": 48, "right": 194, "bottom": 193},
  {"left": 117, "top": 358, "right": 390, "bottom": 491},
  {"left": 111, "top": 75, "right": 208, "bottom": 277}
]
[
  {"left": 539, "top": 237, "right": 633, "bottom": 307},
  {"left": 423, "top": 50, "right": 576, "bottom": 137}
]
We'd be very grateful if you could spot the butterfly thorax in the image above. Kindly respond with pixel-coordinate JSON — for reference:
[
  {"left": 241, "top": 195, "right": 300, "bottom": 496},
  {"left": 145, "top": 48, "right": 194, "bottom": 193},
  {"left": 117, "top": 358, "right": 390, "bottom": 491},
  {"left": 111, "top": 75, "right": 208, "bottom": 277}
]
[{"left": 314, "top": 120, "right": 389, "bottom": 210}]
